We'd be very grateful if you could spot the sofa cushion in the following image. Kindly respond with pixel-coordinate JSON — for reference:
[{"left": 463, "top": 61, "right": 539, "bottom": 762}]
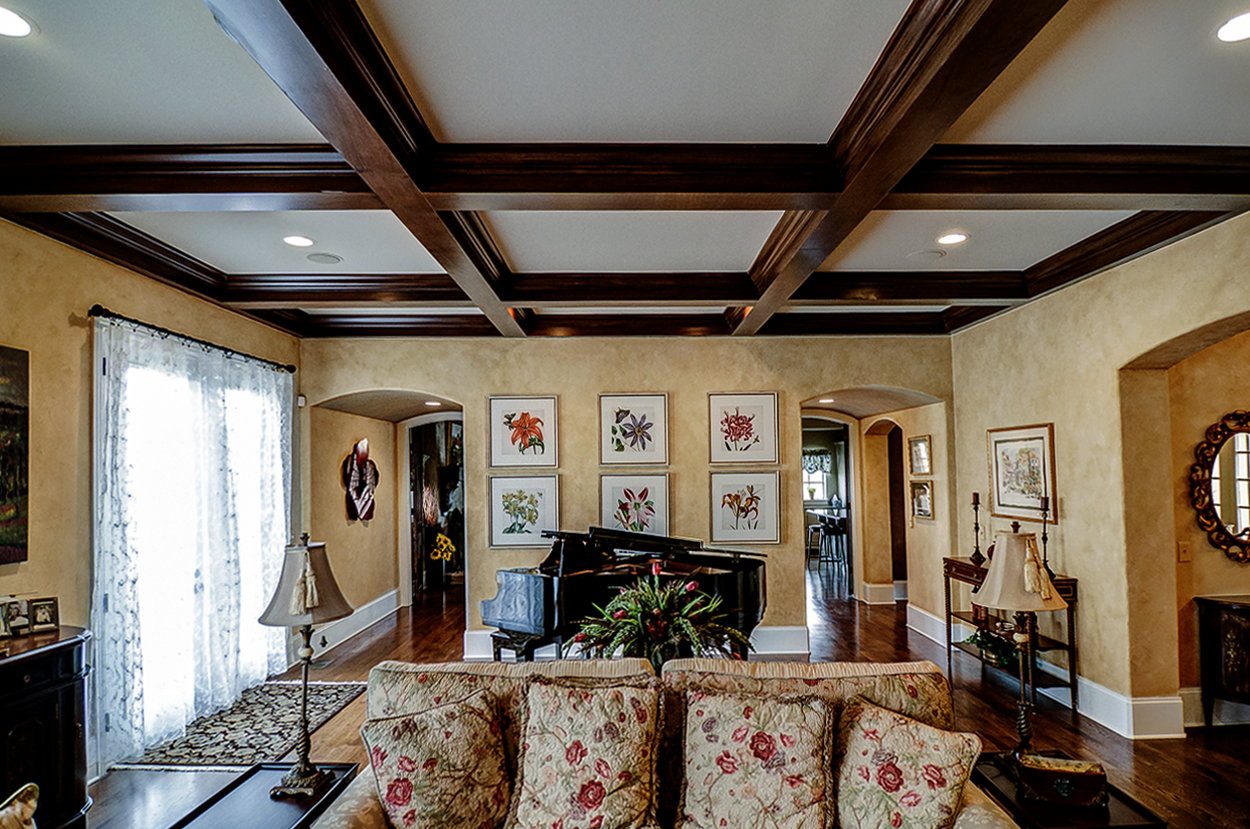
[
  {"left": 360, "top": 690, "right": 510, "bottom": 829},
  {"left": 835, "top": 698, "right": 981, "bottom": 829},
  {"left": 506, "top": 676, "right": 662, "bottom": 829},
  {"left": 0, "top": 783, "right": 37, "bottom": 829},
  {"left": 679, "top": 689, "right": 830, "bottom": 829}
]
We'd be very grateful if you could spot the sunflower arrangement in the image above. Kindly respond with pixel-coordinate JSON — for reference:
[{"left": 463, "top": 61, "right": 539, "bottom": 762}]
[{"left": 574, "top": 561, "right": 753, "bottom": 672}]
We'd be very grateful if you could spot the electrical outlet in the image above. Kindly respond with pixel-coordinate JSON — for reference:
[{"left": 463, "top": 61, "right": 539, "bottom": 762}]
[{"left": 1178, "top": 541, "right": 1192, "bottom": 562}]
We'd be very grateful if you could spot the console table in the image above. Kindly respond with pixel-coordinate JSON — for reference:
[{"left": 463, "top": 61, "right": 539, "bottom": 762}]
[
  {"left": 0, "top": 627, "right": 92, "bottom": 829},
  {"left": 166, "top": 763, "right": 357, "bottom": 829},
  {"left": 944, "top": 557, "right": 1079, "bottom": 710},
  {"left": 1193, "top": 594, "right": 1250, "bottom": 727}
]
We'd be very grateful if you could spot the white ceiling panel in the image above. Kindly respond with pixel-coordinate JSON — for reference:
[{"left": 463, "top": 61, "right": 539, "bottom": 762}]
[
  {"left": 820, "top": 210, "right": 1137, "bottom": 272},
  {"left": 0, "top": 0, "right": 324, "bottom": 144},
  {"left": 944, "top": 0, "right": 1250, "bottom": 145},
  {"left": 109, "top": 211, "right": 444, "bottom": 274},
  {"left": 358, "top": 0, "right": 912, "bottom": 143},
  {"left": 484, "top": 211, "right": 782, "bottom": 273}
]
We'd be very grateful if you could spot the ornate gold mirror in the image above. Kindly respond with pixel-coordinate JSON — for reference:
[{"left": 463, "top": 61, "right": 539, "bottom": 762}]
[{"left": 1190, "top": 410, "right": 1250, "bottom": 563}]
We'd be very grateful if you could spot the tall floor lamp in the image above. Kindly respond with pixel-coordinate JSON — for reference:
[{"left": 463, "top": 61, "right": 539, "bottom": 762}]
[
  {"left": 259, "top": 536, "right": 354, "bottom": 797},
  {"left": 972, "top": 531, "right": 1067, "bottom": 762}
]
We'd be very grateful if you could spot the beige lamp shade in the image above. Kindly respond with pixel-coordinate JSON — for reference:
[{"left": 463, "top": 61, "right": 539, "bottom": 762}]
[
  {"left": 259, "top": 540, "right": 354, "bottom": 627},
  {"left": 972, "top": 532, "right": 1067, "bottom": 613}
]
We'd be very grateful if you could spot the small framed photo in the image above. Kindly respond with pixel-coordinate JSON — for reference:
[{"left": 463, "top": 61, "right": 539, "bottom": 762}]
[
  {"left": 600, "top": 393, "right": 669, "bottom": 465},
  {"left": 987, "top": 423, "right": 1058, "bottom": 523},
  {"left": 908, "top": 435, "right": 932, "bottom": 476},
  {"left": 5, "top": 598, "right": 28, "bottom": 636},
  {"left": 28, "top": 597, "right": 58, "bottom": 633},
  {"left": 0, "top": 598, "right": 10, "bottom": 638},
  {"left": 911, "top": 480, "right": 934, "bottom": 519},
  {"left": 711, "top": 471, "right": 780, "bottom": 544},
  {"left": 490, "top": 475, "right": 559, "bottom": 547},
  {"left": 601, "top": 474, "right": 670, "bottom": 536},
  {"left": 709, "top": 392, "right": 779, "bottom": 464},
  {"left": 488, "top": 395, "right": 559, "bottom": 468}
]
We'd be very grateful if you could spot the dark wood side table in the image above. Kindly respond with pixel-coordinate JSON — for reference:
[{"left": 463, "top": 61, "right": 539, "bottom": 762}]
[
  {"left": 944, "top": 556, "right": 1079, "bottom": 710},
  {"left": 166, "top": 763, "right": 357, "bottom": 829},
  {"left": 972, "top": 754, "right": 1167, "bottom": 828},
  {"left": 1193, "top": 594, "right": 1250, "bottom": 727},
  {"left": 0, "top": 627, "right": 92, "bottom": 829}
]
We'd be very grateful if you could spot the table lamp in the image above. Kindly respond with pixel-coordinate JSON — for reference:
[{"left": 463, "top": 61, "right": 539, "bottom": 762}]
[
  {"left": 259, "top": 535, "right": 354, "bottom": 797},
  {"left": 971, "top": 531, "right": 1067, "bottom": 761}
]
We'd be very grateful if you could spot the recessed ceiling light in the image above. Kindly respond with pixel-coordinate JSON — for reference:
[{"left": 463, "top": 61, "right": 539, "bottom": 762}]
[
  {"left": 425, "top": 401, "right": 442, "bottom": 407},
  {"left": 819, "top": 398, "right": 835, "bottom": 404},
  {"left": 0, "top": 6, "right": 33, "bottom": 37},
  {"left": 936, "top": 232, "right": 969, "bottom": 246},
  {"left": 306, "top": 252, "right": 343, "bottom": 265},
  {"left": 1218, "top": 11, "right": 1250, "bottom": 42},
  {"left": 283, "top": 234, "right": 315, "bottom": 248},
  {"left": 906, "top": 249, "right": 945, "bottom": 262}
]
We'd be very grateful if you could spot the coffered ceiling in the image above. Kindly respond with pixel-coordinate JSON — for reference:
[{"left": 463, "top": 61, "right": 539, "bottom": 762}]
[{"left": 1, "top": 0, "right": 1247, "bottom": 339}]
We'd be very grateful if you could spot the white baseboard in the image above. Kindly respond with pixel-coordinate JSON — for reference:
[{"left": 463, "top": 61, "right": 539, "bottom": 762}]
[
  {"left": 906, "top": 603, "right": 973, "bottom": 648},
  {"left": 1180, "top": 686, "right": 1250, "bottom": 727},
  {"left": 463, "top": 625, "right": 810, "bottom": 663},
  {"left": 893, "top": 580, "right": 908, "bottom": 602},
  {"left": 862, "top": 582, "right": 897, "bottom": 605},
  {"left": 298, "top": 589, "right": 399, "bottom": 666}
]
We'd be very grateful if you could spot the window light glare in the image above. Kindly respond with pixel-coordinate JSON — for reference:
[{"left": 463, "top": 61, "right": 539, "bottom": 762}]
[
  {"left": 1218, "top": 11, "right": 1250, "bottom": 42},
  {"left": 936, "top": 232, "right": 968, "bottom": 246},
  {"left": 0, "top": 6, "right": 33, "bottom": 37},
  {"left": 282, "top": 234, "right": 315, "bottom": 248}
]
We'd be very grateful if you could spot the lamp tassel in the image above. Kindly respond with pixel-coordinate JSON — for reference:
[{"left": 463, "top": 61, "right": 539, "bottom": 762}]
[
  {"left": 289, "top": 549, "right": 320, "bottom": 615},
  {"left": 1022, "top": 536, "right": 1052, "bottom": 600}
]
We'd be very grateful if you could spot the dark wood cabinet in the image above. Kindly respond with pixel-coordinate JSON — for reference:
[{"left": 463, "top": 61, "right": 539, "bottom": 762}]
[
  {"left": 1194, "top": 595, "right": 1250, "bottom": 727},
  {"left": 0, "top": 627, "right": 91, "bottom": 829}
]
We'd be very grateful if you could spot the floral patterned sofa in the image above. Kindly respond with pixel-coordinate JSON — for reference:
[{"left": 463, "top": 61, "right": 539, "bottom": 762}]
[{"left": 310, "top": 657, "right": 1020, "bottom": 829}]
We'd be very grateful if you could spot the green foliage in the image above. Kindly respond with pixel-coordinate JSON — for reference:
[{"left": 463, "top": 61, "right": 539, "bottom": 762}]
[
  {"left": 575, "top": 572, "right": 753, "bottom": 672},
  {"left": 964, "top": 629, "right": 1017, "bottom": 669}
]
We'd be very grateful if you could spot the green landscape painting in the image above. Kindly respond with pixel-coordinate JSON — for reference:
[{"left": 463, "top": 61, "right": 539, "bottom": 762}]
[{"left": 0, "top": 345, "right": 28, "bottom": 564}]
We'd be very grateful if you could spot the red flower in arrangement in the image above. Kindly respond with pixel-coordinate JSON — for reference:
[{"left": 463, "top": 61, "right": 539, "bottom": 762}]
[
  {"left": 750, "top": 731, "right": 777, "bottom": 762},
  {"left": 651, "top": 560, "right": 662, "bottom": 577},
  {"left": 371, "top": 746, "right": 387, "bottom": 768},
  {"left": 716, "top": 751, "right": 740, "bottom": 774},
  {"left": 423, "top": 758, "right": 437, "bottom": 771},
  {"left": 566, "top": 740, "right": 588, "bottom": 766},
  {"left": 397, "top": 756, "right": 416, "bottom": 773},
  {"left": 613, "top": 609, "right": 627, "bottom": 619},
  {"left": 578, "top": 780, "right": 606, "bottom": 811},
  {"left": 385, "top": 778, "right": 413, "bottom": 808},
  {"left": 922, "top": 764, "right": 947, "bottom": 790},
  {"left": 876, "top": 761, "right": 905, "bottom": 793},
  {"left": 685, "top": 580, "right": 699, "bottom": 592}
]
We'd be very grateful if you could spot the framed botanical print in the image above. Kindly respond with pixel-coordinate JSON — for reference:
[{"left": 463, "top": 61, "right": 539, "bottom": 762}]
[
  {"left": 489, "top": 475, "right": 559, "bottom": 547},
  {"left": 910, "top": 480, "right": 934, "bottom": 519},
  {"left": 600, "top": 393, "right": 668, "bottom": 465},
  {"left": 600, "top": 473, "right": 670, "bottom": 536},
  {"left": 710, "top": 471, "right": 780, "bottom": 544},
  {"left": 908, "top": 435, "right": 932, "bottom": 475},
  {"left": 708, "top": 392, "right": 779, "bottom": 464},
  {"left": 488, "top": 395, "right": 558, "bottom": 468},
  {"left": 987, "top": 423, "right": 1058, "bottom": 523}
]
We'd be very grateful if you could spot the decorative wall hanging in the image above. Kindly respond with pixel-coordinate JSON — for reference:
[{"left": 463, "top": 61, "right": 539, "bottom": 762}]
[
  {"left": 342, "top": 438, "right": 379, "bottom": 520},
  {"left": 710, "top": 470, "right": 780, "bottom": 544},
  {"left": 488, "top": 395, "right": 559, "bottom": 468},
  {"left": 987, "top": 423, "right": 1058, "bottom": 523},
  {"left": 600, "top": 473, "right": 670, "bottom": 535},
  {"left": 708, "top": 392, "right": 779, "bottom": 464},
  {"left": 0, "top": 344, "right": 29, "bottom": 564},
  {"left": 908, "top": 435, "right": 932, "bottom": 475},
  {"left": 490, "top": 475, "right": 559, "bottom": 547},
  {"left": 599, "top": 393, "right": 669, "bottom": 465},
  {"left": 910, "top": 480, "right": 934, "bottom": 519}
]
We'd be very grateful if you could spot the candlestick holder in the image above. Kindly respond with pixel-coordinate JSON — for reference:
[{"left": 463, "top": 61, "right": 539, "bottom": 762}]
[
  {"left": 1038, "top": 498, "right": 1053, "bottom": 578},
  {"left": 970, "top": 497, "right": 985, "bottom": 567}
]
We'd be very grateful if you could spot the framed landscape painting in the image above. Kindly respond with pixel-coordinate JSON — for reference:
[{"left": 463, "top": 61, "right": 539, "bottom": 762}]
[
  {"left": 710, "top": 470, "right": 780, "bottom": 544},
  {"left": 488, "top": 395, "right": 558, "bottom": 468},
  {"left": 600, "top": 393, "right": 668, "bottom": 465},
  {"left": 0, "top": 344, "right": 29, "bottom": 564},
  {"left": 708, "top": 392, "right": 779, "bottom": 464},
  {"left": 987, "top": 423, "right": 1058, "bottom": 523},
  {"left": 489, "top": 475, "right": 559, "bottom": 547},
  {"left": 600, "top": 473, "right": 669, "bottom": 536}
]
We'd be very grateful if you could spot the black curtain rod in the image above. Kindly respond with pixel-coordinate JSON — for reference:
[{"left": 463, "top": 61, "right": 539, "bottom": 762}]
[{"left": 88, "top": 304, "right": 297, "bottom": 374}]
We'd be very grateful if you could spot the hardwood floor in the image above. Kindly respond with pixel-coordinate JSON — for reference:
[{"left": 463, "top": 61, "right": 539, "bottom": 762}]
[{"left": 88, "top": 565, "right": 1249, "bottom": 829}]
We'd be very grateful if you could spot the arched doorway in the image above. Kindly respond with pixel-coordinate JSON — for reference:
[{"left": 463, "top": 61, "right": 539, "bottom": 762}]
[{"left": 864, "top": 420, "right": 908, "bottom": 602}]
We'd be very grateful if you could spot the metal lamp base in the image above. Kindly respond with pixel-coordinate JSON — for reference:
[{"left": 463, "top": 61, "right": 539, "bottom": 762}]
[{"left": 270, "top": 763, "right": 333, "bottom": 798}]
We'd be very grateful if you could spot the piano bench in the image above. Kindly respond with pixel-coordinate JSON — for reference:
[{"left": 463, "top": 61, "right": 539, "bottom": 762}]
[{"left": 490, "top": 629, "right": 561, "bottom": 662}]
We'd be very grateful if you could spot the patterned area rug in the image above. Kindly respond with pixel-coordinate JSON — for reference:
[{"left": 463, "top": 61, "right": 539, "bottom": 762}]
[{"left": 116, "top": 680, "right": 365, "bottom": 768}]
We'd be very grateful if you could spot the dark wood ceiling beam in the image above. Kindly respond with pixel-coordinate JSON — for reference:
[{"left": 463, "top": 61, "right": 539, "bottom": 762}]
[
  {"left": 500, "top": 273, "right": 759, "bottom": 306},
  {"left": 527, "top": 314, "right": 733, "bottom": 337},
  {"left": 734, "top": 0, "right": 1071, "bottom": 335},
  {"left": 0, "top": 144, "right": 381, "bottom": 213},
  {"left": 300, "top": 314, "right": 501, "bottom": 338},
  {"left": 222, "top": 274, "right": 472, "bottom": 308},
  {"left": 941, "top": 305, "right": 1009, "bottom": 332},
  {"left": 884, "top": 144, "right": 1250, "bottom": 211},
  {"left": 756, "top": 311, "right": 951, "bottom": 336},
  {"left": 792, "top": 271, "right": 1028, "bottom": 305},
  {"left": 202, "top": 0, "right": 524, "bottom": 336}
]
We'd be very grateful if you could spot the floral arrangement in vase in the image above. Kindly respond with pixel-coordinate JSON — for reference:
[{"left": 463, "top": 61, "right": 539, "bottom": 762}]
[{"left": 574, "top": 562, "right": 752, "bottom": 671}]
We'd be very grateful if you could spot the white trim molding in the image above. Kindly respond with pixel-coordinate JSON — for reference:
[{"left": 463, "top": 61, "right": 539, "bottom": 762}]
[
  {"left": 893, "top": 580, "right": 909, "bottom": 602},
  {"left": 1180, "top": 686, "right": 1250, "bottom": 727},
  {"left": 295, "top": 589, "right": 399, "bottom": 667},
  {"left": 862, "top": 582, "right": 897, "bottom": 605},
  {"left": 463, "top": 625, "right": 810, "bottom": 663}
]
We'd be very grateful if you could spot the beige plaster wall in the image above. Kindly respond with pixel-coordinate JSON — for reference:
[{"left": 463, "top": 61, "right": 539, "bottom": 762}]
[
  {"left": 0, "top": 219, "right": 300, "bottom": 627},
  {"left": 308, "top": 407, "right": 398, "bottom": 607},
  {"left": 951, "top": 210, "right": 1250, "bottom": 699},
  {"left": 1167, "top": 328, "right": 1250, "bottom": 686},
  {"left": 299, "top": 336, "right": 953, "bottom": 632}
]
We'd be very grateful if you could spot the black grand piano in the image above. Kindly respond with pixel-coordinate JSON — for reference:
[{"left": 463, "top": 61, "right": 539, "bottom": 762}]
[{"left": 480, "top": 525, "right": 766, "bottom": 660}]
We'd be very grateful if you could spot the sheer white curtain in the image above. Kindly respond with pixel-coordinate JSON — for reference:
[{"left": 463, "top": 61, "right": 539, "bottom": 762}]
[{"left": 92, "top": 317, "right": 292, "bottom": 769}]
